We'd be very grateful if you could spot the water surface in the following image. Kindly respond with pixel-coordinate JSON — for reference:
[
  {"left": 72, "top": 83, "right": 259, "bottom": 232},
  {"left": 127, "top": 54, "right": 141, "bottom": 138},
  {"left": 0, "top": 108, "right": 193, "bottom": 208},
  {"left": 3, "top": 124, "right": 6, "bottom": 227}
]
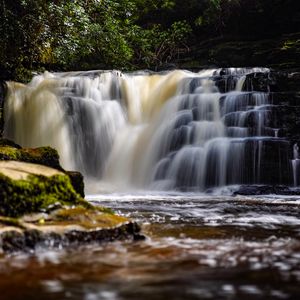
[{"left": 0, "top": 193, "right": 300, "bottom": 299}]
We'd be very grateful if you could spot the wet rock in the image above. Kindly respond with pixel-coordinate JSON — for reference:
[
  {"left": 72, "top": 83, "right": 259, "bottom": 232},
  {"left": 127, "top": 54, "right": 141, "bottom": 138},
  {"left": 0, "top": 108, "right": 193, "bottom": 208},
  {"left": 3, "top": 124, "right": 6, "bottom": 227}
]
[
  {"left": 269, "top": 92, "right": 300, "bottom": 107},
  {"left": 0, "top": 140, "right": 85, "bottom": 197},
  {"left": 243, "top": 71, "right": 300, "bottom": 93},
  {"left": 0, "top": 143, "right": 62, "bottom": 170},
  {"left": 0, "top": 161, "right": 86, "bottom": 217},
  {"left": 0, "top": 141, "right": 136, "bottom": 251},
  {"left": 272, "top": 106, "right": 300, "bottom": 143},
  {"left": 0, "top": 138, "right": 21, "bottom": 149},
  {"left": 0, "top": 207, "right": 143, "bottom": 253},
  {"left": 233, "top": 185, "right": 300, "bottom": 196},
  {"left": 66, "top": 171, "right": 85, "bottom": 198}
]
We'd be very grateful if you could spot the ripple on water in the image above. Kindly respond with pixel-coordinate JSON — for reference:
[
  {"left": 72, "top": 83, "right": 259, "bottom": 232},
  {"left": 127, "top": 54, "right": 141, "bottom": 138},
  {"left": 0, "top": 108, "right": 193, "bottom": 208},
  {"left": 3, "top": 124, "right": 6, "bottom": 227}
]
[{"left": 0, "top": 193, "right": 299, "bottom": 299}]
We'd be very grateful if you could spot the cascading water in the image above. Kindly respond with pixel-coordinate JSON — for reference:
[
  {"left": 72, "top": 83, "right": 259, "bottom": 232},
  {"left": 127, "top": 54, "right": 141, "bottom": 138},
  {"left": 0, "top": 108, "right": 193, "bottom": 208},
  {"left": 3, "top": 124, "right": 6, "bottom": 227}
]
[
  {"left": 3, "top": 68, "right": 296, "bottom": 193},
  {"left": 292, "top": 144, "right": 300, "bottom": 186}
]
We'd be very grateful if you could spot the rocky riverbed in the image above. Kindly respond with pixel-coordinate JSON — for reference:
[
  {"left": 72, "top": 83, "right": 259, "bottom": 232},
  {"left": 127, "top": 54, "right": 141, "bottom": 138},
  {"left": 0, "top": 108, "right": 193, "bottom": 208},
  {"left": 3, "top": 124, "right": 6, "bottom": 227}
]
[{"left": 0, "top": 192, "right": 299, "bottom": 300}]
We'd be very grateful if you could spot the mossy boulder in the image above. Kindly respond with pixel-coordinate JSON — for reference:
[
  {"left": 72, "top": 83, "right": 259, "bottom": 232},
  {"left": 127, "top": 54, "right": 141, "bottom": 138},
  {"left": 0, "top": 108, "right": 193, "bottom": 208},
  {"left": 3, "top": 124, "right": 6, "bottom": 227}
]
[
  {"left": 0, "top": 173, "right": 79, "bottom": 217},
  {"left": 0, "top": 150, "right": 143, "bottom": 252},
  {"left": 0, "top": 139, "right": 85, "bottom": 197},
  {"left": 0, "top": 144, "right": 62, "bottom": 170},
  {"left": 0, "top": 161, "right": 86, "bottom": 217}
]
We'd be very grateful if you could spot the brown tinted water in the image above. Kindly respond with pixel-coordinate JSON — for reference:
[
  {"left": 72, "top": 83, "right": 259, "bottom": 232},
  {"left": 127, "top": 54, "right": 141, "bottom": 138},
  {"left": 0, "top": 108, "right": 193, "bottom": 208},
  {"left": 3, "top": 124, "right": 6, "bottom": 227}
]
[{"left": 0, "top": 193, "right": 300, "bottom": 300}]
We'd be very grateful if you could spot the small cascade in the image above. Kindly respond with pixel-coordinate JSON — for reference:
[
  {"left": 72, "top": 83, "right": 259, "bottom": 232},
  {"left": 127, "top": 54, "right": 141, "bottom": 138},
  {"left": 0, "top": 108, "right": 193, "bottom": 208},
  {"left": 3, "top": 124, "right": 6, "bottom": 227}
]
[
  {"left": 3, "top": 68, "right": 296, "bottom": 193},
  {"left": 292, "top": 144, "right": 300, "bottom": 186},
  {"left": 5, "top": 72, "right": 128, "bottom": 177},
  {"left": 60, "top": 73, "right": 126, "bottom": 178}
]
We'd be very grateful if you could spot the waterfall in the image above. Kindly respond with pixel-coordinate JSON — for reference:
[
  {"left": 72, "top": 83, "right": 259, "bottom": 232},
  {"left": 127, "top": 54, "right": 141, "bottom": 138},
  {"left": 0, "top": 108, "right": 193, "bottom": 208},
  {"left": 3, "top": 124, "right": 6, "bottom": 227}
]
[
  {"left": 4, "top": 68, "right": 294, "bottom": 192},
  {"left": 292, "top": 144, "right": 300, "bottom": 187}
]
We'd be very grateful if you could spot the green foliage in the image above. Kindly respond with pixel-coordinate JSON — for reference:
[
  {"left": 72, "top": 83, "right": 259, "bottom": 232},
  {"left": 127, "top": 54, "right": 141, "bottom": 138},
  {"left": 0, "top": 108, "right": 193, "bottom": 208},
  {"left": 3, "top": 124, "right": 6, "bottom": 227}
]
[
  {"left": 0, "top": 0, "right": 193, "bottom": 78},
  {"left": 0, "top": 0, "right": 299, "bottom": 80},
  {"left": 199, "top": 0, "right": 241, "bottom": 34},
  {"left": 133, "top": 21, "right": 191, "bottom": 68}
]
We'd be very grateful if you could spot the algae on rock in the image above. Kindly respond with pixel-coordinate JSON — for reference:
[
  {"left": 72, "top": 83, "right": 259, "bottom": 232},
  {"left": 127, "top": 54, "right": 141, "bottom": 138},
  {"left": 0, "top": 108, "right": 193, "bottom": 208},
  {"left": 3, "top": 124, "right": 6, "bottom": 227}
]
[
  {"left": 0, "top": 156, "right": 143, "bottom": 252},
  {"left": 0, "top": 206, "right": 143, "bottom": 253},
  {"left": 0, "top": 139, "right": 85, "bottom": 197},
  {"left": 0, "top": 161, "right": 83, "bottom": 217},
  {"left": 0, "top": 145, "right": 62, "bottom": 170}
]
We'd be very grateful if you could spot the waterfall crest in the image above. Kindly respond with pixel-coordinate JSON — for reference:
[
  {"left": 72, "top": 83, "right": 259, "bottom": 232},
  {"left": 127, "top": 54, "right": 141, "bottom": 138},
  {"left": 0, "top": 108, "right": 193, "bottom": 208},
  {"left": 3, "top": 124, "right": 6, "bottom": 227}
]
[{"left": 4, "top": 68, "right": 296, "bottom": 192}]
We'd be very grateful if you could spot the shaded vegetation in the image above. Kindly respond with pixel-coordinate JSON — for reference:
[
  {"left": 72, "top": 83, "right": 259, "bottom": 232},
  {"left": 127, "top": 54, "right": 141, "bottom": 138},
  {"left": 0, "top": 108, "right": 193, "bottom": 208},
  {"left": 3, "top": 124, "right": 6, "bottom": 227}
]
[
  {"left": 180, "top": 32, "right": 300, "bottom": 70},
  {"left": 0, "top": 0, "right": 299, "bottom": 81}
]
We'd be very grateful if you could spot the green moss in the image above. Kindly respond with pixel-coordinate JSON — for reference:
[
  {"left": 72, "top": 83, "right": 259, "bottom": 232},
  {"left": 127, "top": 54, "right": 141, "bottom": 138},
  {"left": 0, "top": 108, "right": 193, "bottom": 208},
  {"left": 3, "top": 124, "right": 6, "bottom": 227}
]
[
  {"left": 281, "top": 39, "right": 300, "bottom": 50},
  {"left": 0, "top": 216, "right": 25, "bottom": 229},
  {"left": 49, "top": 206, "right": 127, "bottom": 229},
  {"left": 0, "top": 144, "right": 86, "bottom": 195},
  {"left": 95, "top": 206, "right": 115, "bottom": 215},
  {"left": 0, "top": 146, "right": 62, "bottom": 170},
  {"left": 0, "top": 139, "right": 21, "bottom": 148},
  {"left": 0, "top": 146, "right": 20, "bottom": 160},
  {"left": 0, "top": 173, "right": 84, "bottom": 217}
]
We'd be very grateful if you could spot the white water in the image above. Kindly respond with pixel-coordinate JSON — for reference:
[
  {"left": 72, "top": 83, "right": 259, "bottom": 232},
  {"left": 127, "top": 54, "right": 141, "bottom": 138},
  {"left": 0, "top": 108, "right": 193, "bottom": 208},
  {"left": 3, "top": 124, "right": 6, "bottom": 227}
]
[
  {"left": 292, "top": 144, "right": 300, "bottom": 186},
  {"left": 4, "top": 68, "right": 295, "bottom": 193}
]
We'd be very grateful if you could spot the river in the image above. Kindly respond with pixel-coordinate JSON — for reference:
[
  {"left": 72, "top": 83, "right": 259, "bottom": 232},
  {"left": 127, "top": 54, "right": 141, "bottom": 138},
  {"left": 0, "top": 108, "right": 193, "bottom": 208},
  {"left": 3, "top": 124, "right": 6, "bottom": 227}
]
[{"left": 1, "top": 192, "right": 299, "bottom": 300}]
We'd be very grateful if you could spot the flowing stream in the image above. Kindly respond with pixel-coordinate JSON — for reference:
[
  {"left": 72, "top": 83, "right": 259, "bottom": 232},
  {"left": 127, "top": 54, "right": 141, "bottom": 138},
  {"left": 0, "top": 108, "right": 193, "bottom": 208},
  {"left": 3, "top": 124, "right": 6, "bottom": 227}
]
[{"left": 0, "top": 193, "right": 300, "bottom": 299}]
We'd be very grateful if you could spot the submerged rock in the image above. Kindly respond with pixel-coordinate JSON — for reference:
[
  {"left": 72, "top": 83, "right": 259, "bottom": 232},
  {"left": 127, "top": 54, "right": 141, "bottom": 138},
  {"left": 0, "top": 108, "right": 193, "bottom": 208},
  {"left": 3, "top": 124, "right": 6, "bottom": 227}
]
[
  {"left": 233, "top": 185, "right": 300, "bottom": 196},
  {"left": 0, "top": 207, "right": 143, "bottom": 253}
]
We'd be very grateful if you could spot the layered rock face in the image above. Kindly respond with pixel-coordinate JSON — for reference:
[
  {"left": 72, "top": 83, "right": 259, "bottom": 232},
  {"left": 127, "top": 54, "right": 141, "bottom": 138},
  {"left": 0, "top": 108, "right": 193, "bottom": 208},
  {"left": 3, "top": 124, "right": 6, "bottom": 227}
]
[
  {"left": 212, "top": 69, "right": 300, "bottom": 193},
  {"left": 153, "top": 68, "right": 300, "bottom": 190}
]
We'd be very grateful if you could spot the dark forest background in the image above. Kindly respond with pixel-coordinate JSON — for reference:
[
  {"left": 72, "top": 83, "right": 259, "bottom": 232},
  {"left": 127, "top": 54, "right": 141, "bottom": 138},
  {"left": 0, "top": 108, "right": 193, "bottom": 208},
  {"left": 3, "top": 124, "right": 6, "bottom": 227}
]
[{"left": 0, "top": 0, "right": 299, "bottom": 81}]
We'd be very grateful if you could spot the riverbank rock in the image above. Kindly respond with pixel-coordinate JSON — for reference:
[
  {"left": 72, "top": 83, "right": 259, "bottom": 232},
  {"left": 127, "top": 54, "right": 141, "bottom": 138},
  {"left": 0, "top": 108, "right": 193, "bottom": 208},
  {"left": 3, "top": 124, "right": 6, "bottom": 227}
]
[
  {"left": 0, "top": 160, "right": 89, "bottom": 217},
  {"left": 0, "top": 140, "right": 143, "bottom": 252},
  {"left": 0, "top": 144, "right": 62, "bottom": 170},
  {"left": 0, "top": 139, "right": 84, "bottom": 197},
  {"left": 0, "top": 207, "right": 143, "bottom": 253}
]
